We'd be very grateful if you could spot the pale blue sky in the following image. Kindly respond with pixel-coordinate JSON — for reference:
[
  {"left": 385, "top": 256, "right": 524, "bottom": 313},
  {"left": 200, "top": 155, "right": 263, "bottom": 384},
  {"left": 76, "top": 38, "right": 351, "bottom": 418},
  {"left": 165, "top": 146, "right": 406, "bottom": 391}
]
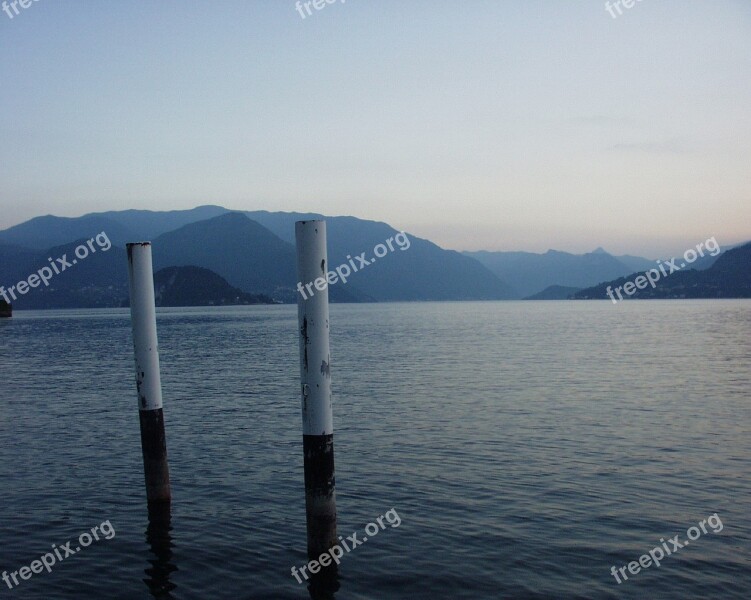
[{"left": 1, "top": 1, "right": 750, "bottom": 256}]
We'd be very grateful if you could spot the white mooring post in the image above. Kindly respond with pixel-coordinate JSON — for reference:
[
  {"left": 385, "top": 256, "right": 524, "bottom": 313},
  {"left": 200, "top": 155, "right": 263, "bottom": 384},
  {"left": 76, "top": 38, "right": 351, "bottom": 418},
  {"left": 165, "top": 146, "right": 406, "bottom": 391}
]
[
  {"left": 295, "top": 220, "right": 337, "bottom": 559},
  {"left": 127, "top": 242, "right": 171, "bottom": 504}
]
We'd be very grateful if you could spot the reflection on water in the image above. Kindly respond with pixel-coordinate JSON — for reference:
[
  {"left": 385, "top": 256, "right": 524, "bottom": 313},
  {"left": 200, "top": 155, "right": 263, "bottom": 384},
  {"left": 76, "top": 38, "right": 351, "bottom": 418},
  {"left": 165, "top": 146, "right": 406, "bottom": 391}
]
[{"left": 144, "top": 503, "right": 177, "bottom": 598}]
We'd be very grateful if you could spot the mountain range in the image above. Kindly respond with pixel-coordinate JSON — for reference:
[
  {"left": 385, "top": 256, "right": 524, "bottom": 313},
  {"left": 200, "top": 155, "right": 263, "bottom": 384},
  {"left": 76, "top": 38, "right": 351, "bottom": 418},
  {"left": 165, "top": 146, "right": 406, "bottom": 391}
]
[
  {"left": 152, "top": 266, "right": 273, "bottom": 307},
  {"left": 0, "top": 206, "right": 747, "bottom": 308},
  {"left": 572, "top": 242, "right": 751, "bottom": 301},
  {"left": 464, "top": 247, "right": 722, "bottom": 298},
  {"left": 0, "top": 208, "right": 514, "bottom": 307}
]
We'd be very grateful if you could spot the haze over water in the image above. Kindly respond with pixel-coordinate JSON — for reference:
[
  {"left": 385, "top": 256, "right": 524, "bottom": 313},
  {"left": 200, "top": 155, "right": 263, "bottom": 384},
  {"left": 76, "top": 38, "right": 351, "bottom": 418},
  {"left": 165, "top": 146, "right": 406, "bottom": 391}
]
[{"left": 1, "top": 301, "right": 749, "bottom": 599}]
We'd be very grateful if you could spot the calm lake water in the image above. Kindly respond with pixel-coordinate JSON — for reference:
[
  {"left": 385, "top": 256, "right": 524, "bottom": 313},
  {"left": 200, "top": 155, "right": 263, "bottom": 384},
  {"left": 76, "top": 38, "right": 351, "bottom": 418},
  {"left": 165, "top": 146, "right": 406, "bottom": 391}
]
[{"left": 0, "top": 301, "right": 749, "bottom": 599}]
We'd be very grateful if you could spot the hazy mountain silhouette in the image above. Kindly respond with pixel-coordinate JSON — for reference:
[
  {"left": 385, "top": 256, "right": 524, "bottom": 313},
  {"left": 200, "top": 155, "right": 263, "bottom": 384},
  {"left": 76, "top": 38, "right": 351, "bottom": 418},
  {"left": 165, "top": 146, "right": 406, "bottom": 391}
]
[
  {"left": 525, "top": 285, "right": 582, "bottom": 300},
  {"left": 0, "top": 238, "right": 128, "bottom": 309},
  {"left": 0, "top": 215, "right": 372, "bottom": 306},
  {"left": 149, "top": 212, "right": 514, "bottom": 301},
  {"left": 152, "top": 266, "right": 273, "bottom": 307},
  {"left": 2, "top": 206, "right": 744, "bottom": 307},
  {"left": 151, "top": 212, "right": 298, "bottom": 298},
  {"left": 91, "top": 205, "right": 230, "bottom": 241},
  {"left": 573, "top": 242, "right": 751, "bottom": 300},
  {"left": 465, "top": 248, "right": 649, "bottom": 298},
  {"left": 0, "top": 242, "right": 41, "bottom": 283},
  {"left": 242, "top": 212, "right": 516, "bottom": 300},
  {"left": 0, "top": 214, "right": 135, "bottom": 249}
]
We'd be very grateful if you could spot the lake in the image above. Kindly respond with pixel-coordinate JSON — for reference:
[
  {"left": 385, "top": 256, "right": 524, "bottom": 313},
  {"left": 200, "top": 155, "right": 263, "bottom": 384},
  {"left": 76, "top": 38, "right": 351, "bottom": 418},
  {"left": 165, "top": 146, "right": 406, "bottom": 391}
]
[{"left": 0, "top": 301, "right": 749, "bottom": 599}]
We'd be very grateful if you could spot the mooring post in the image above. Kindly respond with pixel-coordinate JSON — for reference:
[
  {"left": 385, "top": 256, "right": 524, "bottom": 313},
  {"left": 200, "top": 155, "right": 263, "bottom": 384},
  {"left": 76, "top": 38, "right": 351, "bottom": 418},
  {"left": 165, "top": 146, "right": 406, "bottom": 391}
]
[
  {"left": 295, "top": 220, "right": 337, "bottom": 559},
  {"left": 127, "top": 242, "right": 171, "bottom": 504}
]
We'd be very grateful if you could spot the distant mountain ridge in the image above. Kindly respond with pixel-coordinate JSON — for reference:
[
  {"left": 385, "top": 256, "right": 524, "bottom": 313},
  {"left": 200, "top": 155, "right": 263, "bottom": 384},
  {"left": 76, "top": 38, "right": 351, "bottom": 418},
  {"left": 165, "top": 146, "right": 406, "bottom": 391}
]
[
  {"left": 0, "top": 214, "right": 135, "bottom": 249},
  {"left": 151, "top": 213, "right": 298, "bottom": 298},
  {"left": 465, "top": 248, "right": 657, "bottom": 298},
  {"left": 258, "top": 213, "right": 516, "bottom": 301},
  {"left": 0, "top": 238, "right": 128, "bottom": 309},
  {"left": 525, "top": 285, "right": 582, "bottom": 300},
  {"left": 573, "top": 242, "right": 751, "bottom": 300},
  {"left": 1, "top": 206, "right": 747, "bottom": 308},
  {"left": 0, "top": 209, "right": 516, "bottom": 306}
]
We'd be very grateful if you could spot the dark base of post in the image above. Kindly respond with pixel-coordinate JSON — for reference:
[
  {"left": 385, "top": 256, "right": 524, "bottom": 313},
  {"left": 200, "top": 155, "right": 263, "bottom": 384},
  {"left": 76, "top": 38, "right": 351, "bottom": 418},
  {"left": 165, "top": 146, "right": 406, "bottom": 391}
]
[
  {"left": 303, "top": 434, "right": 337, "bottom": 559},
  {"left": 308, "top": 563, "right": 340, "bottom": 598},
  {"left": 140, "top": 408, "right": 171, "bottom": 504},
  {"left": 144, "top": 502, "right": 176, "bottom": 596}
]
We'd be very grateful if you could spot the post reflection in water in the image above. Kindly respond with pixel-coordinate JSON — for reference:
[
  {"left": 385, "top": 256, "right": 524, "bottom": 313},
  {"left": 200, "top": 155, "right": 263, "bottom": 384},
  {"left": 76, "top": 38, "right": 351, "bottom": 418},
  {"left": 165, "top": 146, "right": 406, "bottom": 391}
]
[{"left": 143, "top": 503, "right": 177, "bottom": 598}]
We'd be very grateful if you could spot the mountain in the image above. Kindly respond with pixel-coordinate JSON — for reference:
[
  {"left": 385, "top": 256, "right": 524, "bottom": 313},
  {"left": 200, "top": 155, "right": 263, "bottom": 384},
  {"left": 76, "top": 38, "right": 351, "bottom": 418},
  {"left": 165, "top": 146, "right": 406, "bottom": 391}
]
[
  {"left": 152, "top": 266, "right": 273, "bottom": 307},
  {"left": 0, "top": 206, "right": 234, "bottom": 250},
  {"left": 244, "top": 210, "right": 322, "bottom": 243},
  {"left": 149, "top": 212, "right": 514, "bottom": 302},
  {"left": 465, "top": 248, "right": 646, "bottom": 298},
  {"left": 1, "top": 206, "right": 516, "bottom": 302},
  {"left": 3, "top": 206, "right": 744, "bottom": 307},
  {"left": 611, "top": 253, "right": 656, "bottom": 273},
  {"left": 89, "top": 205, "right": 230, "bottom": 241},
  {"left": 0, "top": 215, "right": 135, "bottom": 250},
  {"left": 19, "top": 206, "right": 742, "bottom": 306},
  {"left": 0, "top": 242, "right": 41, "bottom": 282},
  {"left": 243, "top": 212, "right": 516, "bottom": 300},
  {"left": 573, "top": 242, "right": 751, "bottom": 300},
  {"left": 86, "top": 207, "right": 516, "bottom": 300},
  {"left": 525, "top": 285, "right": 581, "bottom": 300},
  {"left": 0, "top": 212, "right": 373, "bottom": 307},
  {"left": 618, "top": 240, "right": 739, "bottom": 274},
  {"left": 0, "top": 238, "right": 128, "bottom": 309},
  {"left": 151, "top": 212, "right": 298, "bottom": 298}
]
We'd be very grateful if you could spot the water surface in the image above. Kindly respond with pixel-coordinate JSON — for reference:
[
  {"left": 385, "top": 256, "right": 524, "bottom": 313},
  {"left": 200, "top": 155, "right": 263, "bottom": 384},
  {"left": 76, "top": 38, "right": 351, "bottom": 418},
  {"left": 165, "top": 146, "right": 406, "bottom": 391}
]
[{"left": 0, "top": 301, "right": 749, "bottom": 599}]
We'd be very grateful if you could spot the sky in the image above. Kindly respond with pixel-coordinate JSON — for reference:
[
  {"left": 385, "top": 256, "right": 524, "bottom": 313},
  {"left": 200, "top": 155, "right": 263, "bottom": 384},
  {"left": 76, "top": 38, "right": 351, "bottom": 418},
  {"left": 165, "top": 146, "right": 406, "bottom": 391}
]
[{"left": 0, "top": 0, "right": 750, "bottom": 257}]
